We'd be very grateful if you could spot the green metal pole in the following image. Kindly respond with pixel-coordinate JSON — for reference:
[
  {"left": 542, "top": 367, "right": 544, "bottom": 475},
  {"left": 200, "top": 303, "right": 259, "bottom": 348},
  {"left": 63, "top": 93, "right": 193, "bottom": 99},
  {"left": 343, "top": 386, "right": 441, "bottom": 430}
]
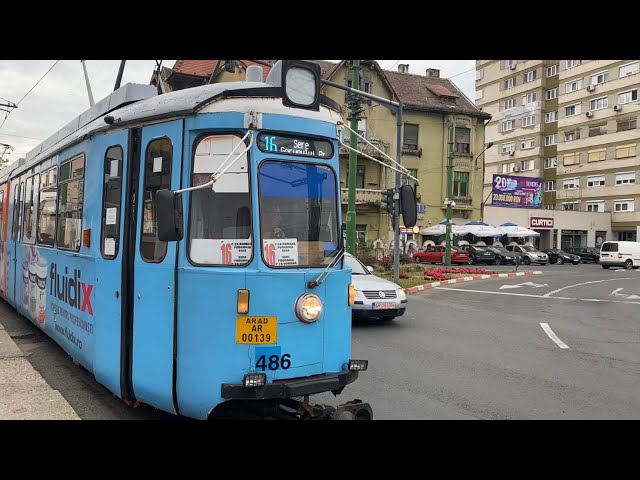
[
  {"left": 346, "top": 60, "right": 360, "bottom": 255},
  {"left": 445, "top": 122, "right": 455, "bottom": 266}
]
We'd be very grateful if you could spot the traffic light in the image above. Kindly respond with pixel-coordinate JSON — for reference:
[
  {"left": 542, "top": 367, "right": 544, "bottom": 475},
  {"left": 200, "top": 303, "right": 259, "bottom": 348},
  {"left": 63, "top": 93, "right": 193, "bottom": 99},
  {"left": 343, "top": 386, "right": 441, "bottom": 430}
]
[{"left": 383, "top": 188, "right": 395, "bottom": 214}]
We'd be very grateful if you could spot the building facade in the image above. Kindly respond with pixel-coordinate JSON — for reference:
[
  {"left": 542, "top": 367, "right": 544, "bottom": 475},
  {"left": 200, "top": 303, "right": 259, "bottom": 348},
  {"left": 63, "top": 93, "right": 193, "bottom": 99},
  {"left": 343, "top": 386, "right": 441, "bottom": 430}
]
[{"left": 476, "top": 60, "right": 639, "bottom": 248}]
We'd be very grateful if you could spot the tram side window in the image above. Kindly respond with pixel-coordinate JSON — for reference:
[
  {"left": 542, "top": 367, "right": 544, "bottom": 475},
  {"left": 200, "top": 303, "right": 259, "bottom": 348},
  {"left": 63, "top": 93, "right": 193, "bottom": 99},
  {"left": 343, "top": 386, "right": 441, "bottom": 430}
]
[
  {"left": 188, "top": 135, "right": 252, "bottom": 266},
  {"left": 11, "top": 184, "right": 20, "bottom": 241},
  {"left": 56, "top": 155, "right": 85, "bottom": 251},
  {"left": 101, "top": 146, "right": 123, "bottom": 259},
  {"left": 141, "top": 138, "right": 172, "bottom": 263},
  {"left": 22, "top": 174, "right": 40, "bottom": 244},
  {"left": 37, "top": 167, "right": 57, "bottom": 247}
]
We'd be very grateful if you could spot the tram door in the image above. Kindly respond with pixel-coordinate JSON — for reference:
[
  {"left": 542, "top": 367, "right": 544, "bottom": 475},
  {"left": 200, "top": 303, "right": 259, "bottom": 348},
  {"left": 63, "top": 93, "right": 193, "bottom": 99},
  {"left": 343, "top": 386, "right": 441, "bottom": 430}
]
[
  {"left": 7, "top": 177, "right": 22, "bottom": 306},
  {"left": 130, "top": 120, "right": 183, "bottom": 413}
]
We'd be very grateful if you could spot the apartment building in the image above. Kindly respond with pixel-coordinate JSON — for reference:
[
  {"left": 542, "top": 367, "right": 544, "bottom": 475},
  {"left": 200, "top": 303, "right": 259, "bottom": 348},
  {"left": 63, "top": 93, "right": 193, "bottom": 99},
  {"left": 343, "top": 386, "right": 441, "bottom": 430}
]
[{"left": 476, "top": 60, "right": 639, "bottom": 248}]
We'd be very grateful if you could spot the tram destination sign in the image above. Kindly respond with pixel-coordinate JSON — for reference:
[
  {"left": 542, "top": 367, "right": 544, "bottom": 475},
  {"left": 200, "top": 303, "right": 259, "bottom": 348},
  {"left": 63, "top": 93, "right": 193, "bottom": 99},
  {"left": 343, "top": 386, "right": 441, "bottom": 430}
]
[{"left": 258, "top": 133, "right": 333, "bottom": 158}]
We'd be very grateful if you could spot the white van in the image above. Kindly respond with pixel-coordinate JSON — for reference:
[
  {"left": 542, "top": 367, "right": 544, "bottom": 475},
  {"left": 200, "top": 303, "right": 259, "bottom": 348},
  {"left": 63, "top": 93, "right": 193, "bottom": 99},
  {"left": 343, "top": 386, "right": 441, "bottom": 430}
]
[{"left": 599, "top": 241, "right": 640, "bottom": 269}]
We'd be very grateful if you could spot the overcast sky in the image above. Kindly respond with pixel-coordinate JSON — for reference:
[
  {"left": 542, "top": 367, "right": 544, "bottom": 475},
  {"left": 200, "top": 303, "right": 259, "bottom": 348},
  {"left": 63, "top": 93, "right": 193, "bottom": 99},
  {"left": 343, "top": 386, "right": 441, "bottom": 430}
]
[{"left": 0, "top": 59, "right": 474, "bottom": 165}]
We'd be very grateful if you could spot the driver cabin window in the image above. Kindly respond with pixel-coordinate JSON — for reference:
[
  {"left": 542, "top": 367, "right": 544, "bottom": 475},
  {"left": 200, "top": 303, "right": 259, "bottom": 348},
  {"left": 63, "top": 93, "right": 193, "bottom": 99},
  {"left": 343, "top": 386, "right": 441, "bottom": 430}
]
[{"left": 188, "top": 134, "right": 252, "bottom": 266}]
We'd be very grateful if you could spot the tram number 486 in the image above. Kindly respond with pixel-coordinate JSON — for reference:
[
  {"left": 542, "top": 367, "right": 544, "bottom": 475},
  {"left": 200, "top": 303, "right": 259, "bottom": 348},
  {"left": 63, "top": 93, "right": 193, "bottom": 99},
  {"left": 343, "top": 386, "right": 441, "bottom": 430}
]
[{"left": 256, "top": 354, "right": 291, "bottom": 371}]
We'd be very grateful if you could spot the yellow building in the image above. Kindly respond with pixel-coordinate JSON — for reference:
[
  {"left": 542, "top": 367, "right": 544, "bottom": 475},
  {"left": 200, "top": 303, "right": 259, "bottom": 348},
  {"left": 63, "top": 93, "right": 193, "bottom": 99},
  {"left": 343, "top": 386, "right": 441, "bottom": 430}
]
[{"left": 151, "top": 60, "right": 491, "bottom": 251}]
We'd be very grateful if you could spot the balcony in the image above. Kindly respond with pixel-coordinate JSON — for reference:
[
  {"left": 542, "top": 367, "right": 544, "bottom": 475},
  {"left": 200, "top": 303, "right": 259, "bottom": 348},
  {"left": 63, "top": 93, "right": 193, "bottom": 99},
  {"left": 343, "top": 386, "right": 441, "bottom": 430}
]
[
  {"left": 612, "top": 210, "right": 640, "bottom": 225},
  {"left": 340, "top": 188, "right": 383, "bottom": 205}
]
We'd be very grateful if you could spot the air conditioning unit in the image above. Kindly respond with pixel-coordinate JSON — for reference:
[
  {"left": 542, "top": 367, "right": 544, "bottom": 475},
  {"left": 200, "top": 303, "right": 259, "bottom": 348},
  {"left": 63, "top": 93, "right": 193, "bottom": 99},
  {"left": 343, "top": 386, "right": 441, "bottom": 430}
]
[
  {"left": 509, "top": 65, "right": 516, "bottom": 70},
  {"left": 585, "top": 111, "right": 593, "bottom": 118},
  {"left": 512, "top": 166, "right": 520, "bottom": 172},
  {"left": 509, "top": 150, "right": 515, "bottom": 156},
  {"left": 613, "top": 105, "right": 621, "bottom": 112},
  {"left": 586, "top": 85, "right": 596, "bottom": 92}
]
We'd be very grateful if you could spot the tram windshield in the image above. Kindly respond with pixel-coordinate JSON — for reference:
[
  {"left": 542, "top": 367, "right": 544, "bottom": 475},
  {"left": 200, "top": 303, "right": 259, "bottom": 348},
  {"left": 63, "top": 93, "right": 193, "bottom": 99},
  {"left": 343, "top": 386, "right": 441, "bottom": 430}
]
[{"left": 259, "top": 160, "right": 339, "bottom": 267}]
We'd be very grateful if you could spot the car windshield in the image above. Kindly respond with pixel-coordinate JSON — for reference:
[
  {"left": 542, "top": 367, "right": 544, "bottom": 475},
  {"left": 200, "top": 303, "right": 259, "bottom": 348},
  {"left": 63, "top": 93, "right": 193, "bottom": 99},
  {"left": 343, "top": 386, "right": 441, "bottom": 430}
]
[
  {"left": 521, "top": 245, "right": 536, "bottom": 252},
  {"left": 344, "top": 254, "right": 369, "bottom": 275},
  {"left": 490, "top": 247, "right": 510, "bottom": 255}
]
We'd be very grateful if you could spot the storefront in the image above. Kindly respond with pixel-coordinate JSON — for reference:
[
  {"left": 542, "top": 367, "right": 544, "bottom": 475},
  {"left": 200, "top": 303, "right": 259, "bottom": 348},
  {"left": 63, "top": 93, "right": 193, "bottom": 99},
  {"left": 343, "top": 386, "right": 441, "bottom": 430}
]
[{"left": 483, "top": 206, "right": 612, "bottom": 250}]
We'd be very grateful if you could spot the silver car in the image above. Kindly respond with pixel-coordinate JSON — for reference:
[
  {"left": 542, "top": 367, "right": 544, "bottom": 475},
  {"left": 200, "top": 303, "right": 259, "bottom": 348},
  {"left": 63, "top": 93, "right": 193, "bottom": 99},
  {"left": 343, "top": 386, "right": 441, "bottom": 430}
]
[
  {"left": 344, "top": 253, "right": 407, "bottom": 321},
  {"left": 505, "top": 244, "right": 548, "bottom": 265}
]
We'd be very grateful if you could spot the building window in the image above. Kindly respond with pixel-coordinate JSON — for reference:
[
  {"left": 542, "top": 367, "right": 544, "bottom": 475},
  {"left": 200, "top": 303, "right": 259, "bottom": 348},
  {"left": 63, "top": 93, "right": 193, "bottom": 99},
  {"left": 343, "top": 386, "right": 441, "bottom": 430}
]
[
  {"left": 586, "top": 201, "right": 604, "bottom": 212},
  {"left": 503, "top": 98, "right": 516, "bottom": 110},
  {"left": 565, "top": 104, "right": 581, "bottom": 117},
  {"left": 356, "top": 224, "right": 367, "bottom": 243},
  {"left": 614, "top": 200, "right": 635, "bottom": 212},
  {"left": 589, "top": 96, "right": 608, "bottom": 111},
  {"left": 453, "top": 171, "right": 469, "bottom": 197},
  {"left": 545, "top": 135, "right": 557, "bottom": 146},
  {"left": 589, "top": 124, "right": 607, "bottom": 137},
  {"left": 564, "top": 129, "right": 580, "bottom": 142},
  {"left": 587, "top": 175, "right": 605, "bottom": 187},
  {"left": 520, "top": 159, "right": 534, "bottom": 171},
  {"left": 544, "top": 180, "right": 556, "bottom": 191},
  {"left": 617, "top": 118, "right": 637, "bottom": 132},
  {"left": 523, "top": 92, "right": 536, "bottom": 105},
  {"left": 37, "top": 167, "right": 57, "bottom": 247},
  {"left": 616, "top": 144, "right": 636, "bottom": 159},
  {"left": 476, "top": 68, "right": 484, "bottom": 81},
  {"left": 357, "top": 119, "right": 367, "bottom": 139},
  {"left": 619, "top": 61, "right": 639, "bottom": 77},
  {"left": 522, "top": 115, "right": 536, "bottom": 127},
  {"left": 546, "top": 64, "right": 558, "bottom": 77},
  {"left": 563, "top": 153, "right": 579, "bottom": 165},
  {"left": 356, "top": 165, "right": 365, "bottom": 189},
  {"left": 523, "top": 70, "right": 537, "bottom": 83},
  {"left": 618, "top": 90, "right": 638, "bottom": 105},
  {"left": 563, "top": 178, "right": 580, "bottom": 189},
  {"left": 505, "top": 60, "right": 518, "bottom": 69},
  {"left": 544, "top": 204, "right": 556, "bottom": 210},
  {"left": 521, "top": 138, "right": 535, "bottom": 149},
  {"left": 501, "top": 142, "right": 515, "bottom": 155},
  {"left": 544, "top": 157, "right": 557, "bottom": 169},
  {"left": 545, "top": 111, "right": 558, "bottom": 123},
  {"left": 505, "top": 77, "right": 515, "bottom": 89},
  {"left": 618, "top": 231, "right": 637, "bottom": 241},
  {"left": 615, "top": 172, "right": 636, "bottom": 185},
  {"left": 546, "top": 88, "right": 558, "bottom": 100},
  {"left": 403, "top": 123, "right": 419, "bottom": 150},
  {"left": 455, "top": 127, "right": 471, "bottom": 154},
  {"left": 587, "top": 149, "right": 606, "bottom": 162},
  {"left": 502, "top": 163, "right": 515, "bottom": 174},
  {"left": 562, "top": 202, "right": 579, "bottom": 211},
  {"left": 590, "top": 71, "right": 609, "bottom": 85},
  {"left": 565, "top": 79, "right": 582, "bottom": 93},
  {"left": 567, "top": 60, "right": 582, "bottom": 69},
  {"left": 56, "top": 154, "right": 85, "bottom": 251},
  {"left": 502, "top": 120, "right": 515, "bottom": 132},
  {"left": 476, "top": 88, "right": 483, "bottom": 100}
]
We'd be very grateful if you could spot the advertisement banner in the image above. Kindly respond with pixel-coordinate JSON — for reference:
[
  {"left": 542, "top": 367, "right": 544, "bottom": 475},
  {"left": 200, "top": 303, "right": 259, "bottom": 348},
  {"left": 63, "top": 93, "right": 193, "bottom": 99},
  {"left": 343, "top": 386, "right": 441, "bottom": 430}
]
[{"left": 492, "top": 174, "right": 543, "bottom": 208}]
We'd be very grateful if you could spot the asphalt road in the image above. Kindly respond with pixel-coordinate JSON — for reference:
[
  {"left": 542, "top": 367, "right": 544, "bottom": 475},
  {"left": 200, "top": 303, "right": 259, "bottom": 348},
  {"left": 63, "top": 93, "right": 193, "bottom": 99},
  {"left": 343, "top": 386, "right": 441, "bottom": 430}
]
[
  {"left": 313, "top": 263, "right": 640, "bottom": 419},
  {"left": 1, "top": 262, "right": 638, "bottom": 420}
]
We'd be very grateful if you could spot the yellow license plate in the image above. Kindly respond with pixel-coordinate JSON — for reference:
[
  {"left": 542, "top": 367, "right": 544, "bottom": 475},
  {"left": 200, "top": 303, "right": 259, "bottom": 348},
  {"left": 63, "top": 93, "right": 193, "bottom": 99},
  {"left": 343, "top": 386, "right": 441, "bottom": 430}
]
[{"left": 236, "top": 316, "right": 277, "bottom": 344}]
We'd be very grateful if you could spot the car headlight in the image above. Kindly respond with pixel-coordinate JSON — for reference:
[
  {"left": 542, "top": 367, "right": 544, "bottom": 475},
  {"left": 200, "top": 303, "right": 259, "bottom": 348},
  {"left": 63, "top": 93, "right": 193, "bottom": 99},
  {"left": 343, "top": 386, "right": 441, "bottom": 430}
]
[
  {"left": 295, "top": 294, "right": 323, "bottom": 323},
  {"left": 397, "top": 289, "right": 407, "bottom": 301}
]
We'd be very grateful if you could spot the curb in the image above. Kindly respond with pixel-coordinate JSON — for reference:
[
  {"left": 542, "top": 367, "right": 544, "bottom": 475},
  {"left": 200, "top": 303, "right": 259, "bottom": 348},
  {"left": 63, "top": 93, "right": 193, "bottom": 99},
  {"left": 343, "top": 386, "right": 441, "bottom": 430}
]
[{"left": 406, "top": 270, "right": 543, "bottom": 295}]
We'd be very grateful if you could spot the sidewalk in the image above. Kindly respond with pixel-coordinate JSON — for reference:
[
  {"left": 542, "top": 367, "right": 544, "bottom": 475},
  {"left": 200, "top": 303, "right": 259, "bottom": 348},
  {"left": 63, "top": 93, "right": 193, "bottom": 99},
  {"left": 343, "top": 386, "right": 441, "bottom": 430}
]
[{"left": 0, "top": 303, "right": 80, "bottom": 420}]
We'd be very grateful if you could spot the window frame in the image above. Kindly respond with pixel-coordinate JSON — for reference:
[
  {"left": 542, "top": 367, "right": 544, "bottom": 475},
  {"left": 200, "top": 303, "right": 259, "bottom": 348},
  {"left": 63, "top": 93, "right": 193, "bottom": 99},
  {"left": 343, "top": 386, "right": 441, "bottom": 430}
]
[
  {"left": 36, "top": 166, "right": 57, "bottom": 248},
  {"left": 100, "top": 145, "right": 124, "bottom": 260},
  {"left": 55, "top": 154, "right": 86, "bottom": 252}
]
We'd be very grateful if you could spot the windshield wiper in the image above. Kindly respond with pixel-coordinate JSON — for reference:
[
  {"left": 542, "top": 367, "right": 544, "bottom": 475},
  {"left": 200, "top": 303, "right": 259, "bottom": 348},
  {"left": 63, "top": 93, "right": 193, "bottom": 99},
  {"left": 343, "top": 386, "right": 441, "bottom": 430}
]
[{"left": 307, "top": 247, "right": 345, "bottom": 289}]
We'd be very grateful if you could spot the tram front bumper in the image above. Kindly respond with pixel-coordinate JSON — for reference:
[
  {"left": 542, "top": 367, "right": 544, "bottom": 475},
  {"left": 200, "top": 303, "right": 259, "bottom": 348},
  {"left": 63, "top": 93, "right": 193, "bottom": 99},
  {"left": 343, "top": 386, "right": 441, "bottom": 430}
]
[{"left": 221, "top": 371, "right": 358, "bottom": 400}]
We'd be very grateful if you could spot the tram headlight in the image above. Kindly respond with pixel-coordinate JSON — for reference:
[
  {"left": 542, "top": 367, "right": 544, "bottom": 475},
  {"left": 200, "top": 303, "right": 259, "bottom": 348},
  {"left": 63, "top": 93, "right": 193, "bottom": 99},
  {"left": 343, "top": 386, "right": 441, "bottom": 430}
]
[{"left": 295, "top": 294, "right": 323, "bottom": 323}]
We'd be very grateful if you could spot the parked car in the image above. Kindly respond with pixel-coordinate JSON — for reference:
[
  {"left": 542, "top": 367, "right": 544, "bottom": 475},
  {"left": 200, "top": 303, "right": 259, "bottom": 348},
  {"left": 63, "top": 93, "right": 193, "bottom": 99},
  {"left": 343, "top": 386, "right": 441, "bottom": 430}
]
[
  {"left": 344, "top": 252, "right": 407, "bottom": 321},
  {"left": 487, "top": 246, "right": 519, "bottom": 265},
  {"left": 460, "top": 245, "right": 496, "bottom": 265},
  {"left": 565, "top": 246, "right": 600, "bottom": 263},
  {"left": 543, "top": 248, "right": 581, "bottom": 265},
  {"left": 504, "top": 244, "right": 548, "bottom": 265},
  {"left": 413, "top": 245, "right": 469, "bottom": 265},
  {"left": 599, "top": 241, "right": 640, "bottom": 269}
]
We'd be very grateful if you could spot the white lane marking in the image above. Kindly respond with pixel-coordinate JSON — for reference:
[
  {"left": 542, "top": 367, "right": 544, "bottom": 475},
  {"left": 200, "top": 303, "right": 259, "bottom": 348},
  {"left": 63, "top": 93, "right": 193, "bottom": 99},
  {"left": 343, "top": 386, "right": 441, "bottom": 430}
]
[
  {"left": 611, "top": 288, "right": 624, "bottom": 295},
  {"left": 543, "top": 278, "right": 636, "bottom": 297},
  {"left": 610, "top": 288, "right": 640, "bottom": 299},
  {"left": 499, "top": 282, "right": 548, "bottom": 290},
  {"left": 540, "top": 323, "right": 570, "bottom": 349},
  {"left": 434, "top": 286, "right": 575, "bottom": 300},
  {"left": 433, "top": 286, "right": 640, "bottom": 305}
]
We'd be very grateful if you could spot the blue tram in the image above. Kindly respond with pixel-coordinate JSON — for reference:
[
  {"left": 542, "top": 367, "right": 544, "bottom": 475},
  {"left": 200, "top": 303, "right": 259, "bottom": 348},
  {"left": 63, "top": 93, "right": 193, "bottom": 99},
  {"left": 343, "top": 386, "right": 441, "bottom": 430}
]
[{"left": 0, "top": 60, "right": 414, "bottom": 419}]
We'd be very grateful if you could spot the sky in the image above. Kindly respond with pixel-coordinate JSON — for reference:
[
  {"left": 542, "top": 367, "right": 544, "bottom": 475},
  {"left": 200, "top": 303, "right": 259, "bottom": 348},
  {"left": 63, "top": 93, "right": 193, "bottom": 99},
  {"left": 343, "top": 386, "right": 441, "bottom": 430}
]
[{"left": 0, "top": 59, "right": 474, "bottom": 166}]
